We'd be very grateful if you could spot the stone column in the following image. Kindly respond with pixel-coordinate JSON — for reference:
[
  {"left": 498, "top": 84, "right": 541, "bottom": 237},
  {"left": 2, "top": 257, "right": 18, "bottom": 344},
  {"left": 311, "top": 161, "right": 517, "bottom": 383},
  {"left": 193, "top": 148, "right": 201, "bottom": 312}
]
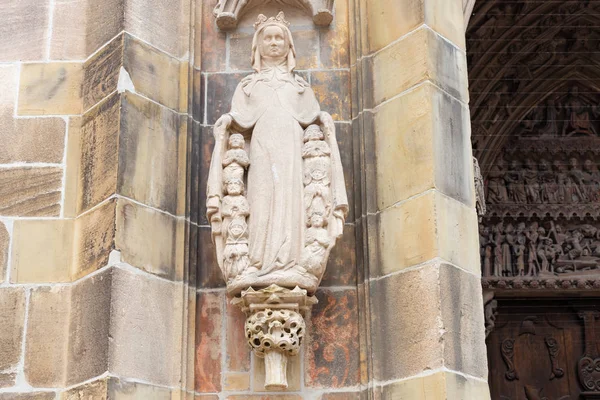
[{"left": 350, "top": 0, "right": 491, "bottom": 397}]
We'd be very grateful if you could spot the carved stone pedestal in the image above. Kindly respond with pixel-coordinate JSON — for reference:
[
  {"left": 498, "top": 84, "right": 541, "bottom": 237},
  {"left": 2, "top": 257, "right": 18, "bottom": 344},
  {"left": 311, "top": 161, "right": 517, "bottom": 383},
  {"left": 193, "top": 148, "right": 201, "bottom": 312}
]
[{"left": 231, "top": 285, "right": 317, "bottom": 390}]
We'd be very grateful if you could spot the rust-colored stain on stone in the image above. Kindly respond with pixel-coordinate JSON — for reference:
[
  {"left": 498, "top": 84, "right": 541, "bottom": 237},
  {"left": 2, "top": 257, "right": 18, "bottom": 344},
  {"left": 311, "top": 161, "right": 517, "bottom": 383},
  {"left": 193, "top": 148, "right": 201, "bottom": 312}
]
[
  {"left": 195, "top": 291, "right": 223, "bottom": 392},
  {"left": 306, "top": 289, "right": 360, "bottom": 388}
]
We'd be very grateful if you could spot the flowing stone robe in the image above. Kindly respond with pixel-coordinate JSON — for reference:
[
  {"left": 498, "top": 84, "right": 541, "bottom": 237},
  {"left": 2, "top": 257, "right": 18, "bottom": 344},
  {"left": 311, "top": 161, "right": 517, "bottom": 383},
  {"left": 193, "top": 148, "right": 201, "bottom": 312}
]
[{"left": 207, "top": 62, "right": 348, "bottom": 293}]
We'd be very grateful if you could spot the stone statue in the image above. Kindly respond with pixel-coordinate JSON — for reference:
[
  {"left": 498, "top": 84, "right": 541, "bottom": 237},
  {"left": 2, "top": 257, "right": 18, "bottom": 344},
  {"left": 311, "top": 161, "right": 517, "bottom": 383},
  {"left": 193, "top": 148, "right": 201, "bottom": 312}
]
[
  {"left": 562, "top": 86, "right": 598, "bottom": 136},
  {"left": 206, "top": 12, "right": 348, "bottom": 390}
]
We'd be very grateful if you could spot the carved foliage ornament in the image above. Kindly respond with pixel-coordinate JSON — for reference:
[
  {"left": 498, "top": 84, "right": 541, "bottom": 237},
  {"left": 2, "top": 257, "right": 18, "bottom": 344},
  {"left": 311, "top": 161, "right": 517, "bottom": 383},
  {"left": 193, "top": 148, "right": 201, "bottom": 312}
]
[
  {"left": 213, "top": 0, "right": 334, "bottom": 30},
  {"left": 206, "top": 12, "right": 348, "bottom": 389}
]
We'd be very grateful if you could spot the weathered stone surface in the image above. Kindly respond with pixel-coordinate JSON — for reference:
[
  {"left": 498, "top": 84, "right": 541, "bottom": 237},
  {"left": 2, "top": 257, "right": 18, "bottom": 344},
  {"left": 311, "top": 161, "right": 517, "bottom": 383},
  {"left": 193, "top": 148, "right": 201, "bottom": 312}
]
[
  {"left": 115, "top": 198, "right": 184, "bottom": 281},
  {"left": 11, "top": 219, "right": 73, "bottom": 283},
  {"left": 0, "top": 66, "right": 66, "bottom": 164},
  {"left": 107, "top": 378, "right": 177, "bottom": 399},
  {"left": 306, "top": 289, "right": 360, "bottom": 388},
  {"left": 123, "top": 35, "right": 185, "bottom": 111},
  {"left": 377, "top": 191, "right": 479, "bottom": 277},
  {"left": 195, "top": 291, "right": 223, "bottom": 393},
  {"left": 226, "top": 300, "right": 250, "bottom": 372},
  {"left": 0, "top": 222, "right": 8, "bottom": 283},
  {"left": 82, "top": 34, "right": 124, "bottom": 111},
  {"left": 118, "top": 93, "right": 183, "bottom": 215},
  {"left": 0, "top": 372, "right": 16, "bottom": 388},
  {"left": 322, "top": 223, "right": 356, "bottom": 287},
  {"left": 253, "top": 352, "right": 301, "bottom": 392},
  {"left": 380, "top": 370, "right": 490, "bottom": 399},
  {"left": 311, "top": 70, "right": 351, "bottom": 121},
  {"left": 196, "top": 124, "right": 214, "bottom": 226},
  {"left": 0, "top": 288, "right": 26, "bottom": 371},
  {"left": 366, "top": 0, "right": 465, "bottom": 54},
  {"left": 197, "top": 226, "right": 224, "bottom": 288},
  {"left": 320, "top": 393, "right": 360, "bottom": 400},
  {"left": 61, "top": 377, "right": 107, "bottom": 400},
  {"left": 0, "top": 167, "right": 62, "bottom": 217},
  {"left": 226, "top": 396, "right": 302, "bottom": 400},
  {"left": 0, "top": 393, "right": 57, "bottom": 400},
  {"left": 25, "top": 286, "right": 70, "bottom": 387},
  {"left": 124, "top": 0, "right": 191, "bottom": 58},
  {"left": 222, "top": 372, "right": 250, "bottom": 391},
  {"left": 66, "top": 269, "right": 112, "bottom": 385},
  {"left": 370, "top": 262, "right": 487, "bottom": 382},
  {"left": 76, "top": 93, "right": 120, "bottom": 214},
  {"left": 72, "top": 199, "right": 116, "bottom": 280},
  {"left": 374, "top": 83, "right": 473, "bottom": 210},
  {"left": 320, "top": 0, "right": 350, "bottom": 68},
  {"left": 372, "top": 28, "right": 468, "bottom": 107},
  {"left": 335, "top": 122, "right": 355, "bottom": 221},
  {"left": 205, "top": 73, "right": 246, "bottom": 125},
  {"left": 199, "top": 0, "right": 227, "bottom": 71},
  {"left": 50, "top": 0, "right": 124, "bottom": 60},
  {"left": 109, "top": 267, "right": 184, "bottom": 386},
  {"left": 0, "top": 0, "right": 49, "bottom": 61},
  {"left": 18, "top": 63, "right": 83, "bottom": 115},
  {"left": 439, "top": 265, "right": 488, "bottom": 379}
]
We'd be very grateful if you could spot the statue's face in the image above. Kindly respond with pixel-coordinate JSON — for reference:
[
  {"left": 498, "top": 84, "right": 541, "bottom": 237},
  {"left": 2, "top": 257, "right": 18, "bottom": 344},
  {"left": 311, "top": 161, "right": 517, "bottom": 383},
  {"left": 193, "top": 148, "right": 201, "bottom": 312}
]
[
  {"left": 311, "top": 215, "right": 324, "bottom": 228},
  {"left": 260, "top": 26, "right": 287, "bottom": 59},
  {"left": 229, "top": 135, "right": 244, "bottom": 148},
  {"left": 227, "top": 181, "right": 243, "bottom": 195}
]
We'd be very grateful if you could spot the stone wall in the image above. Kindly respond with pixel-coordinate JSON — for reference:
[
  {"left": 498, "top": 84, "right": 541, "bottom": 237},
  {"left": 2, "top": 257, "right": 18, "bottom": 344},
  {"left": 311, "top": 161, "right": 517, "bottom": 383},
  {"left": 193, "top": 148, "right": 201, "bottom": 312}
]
[
  {"left": 0, "top": 0, "right": 194, "bottom": 398},
  {"left": 191, "top": 0, "right": 361, "bottom": 398}
]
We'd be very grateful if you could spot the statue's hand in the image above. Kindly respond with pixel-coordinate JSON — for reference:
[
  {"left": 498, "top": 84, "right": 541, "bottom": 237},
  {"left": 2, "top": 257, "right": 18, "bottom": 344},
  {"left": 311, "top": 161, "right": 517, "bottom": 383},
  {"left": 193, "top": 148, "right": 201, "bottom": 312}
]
[
  {"left": 214, "top": 114, "right": 233, "bottom": 141},
  {"left": 318, "top": 111, "right": 335, "bottom": 140}
]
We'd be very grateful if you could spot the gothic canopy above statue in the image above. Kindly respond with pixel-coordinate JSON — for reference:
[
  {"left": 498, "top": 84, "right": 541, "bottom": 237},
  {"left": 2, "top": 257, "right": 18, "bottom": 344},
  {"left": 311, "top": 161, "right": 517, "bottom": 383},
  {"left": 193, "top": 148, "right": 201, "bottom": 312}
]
[
  {"left": 206, "top": 11, "right": 348, "bottom": 296},
  {"left": 212, "top": 0, "right": 335, "bottom": 30}
]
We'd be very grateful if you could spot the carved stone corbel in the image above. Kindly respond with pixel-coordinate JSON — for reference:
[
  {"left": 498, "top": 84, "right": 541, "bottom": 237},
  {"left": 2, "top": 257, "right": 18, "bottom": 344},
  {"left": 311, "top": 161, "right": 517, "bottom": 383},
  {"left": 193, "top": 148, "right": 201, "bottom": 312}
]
[
  {"left": 231, "top": 285, "right": 317, "bottom": 389},
  {"left": 212, "top": 0, "right": 335, "bottom": 30}
]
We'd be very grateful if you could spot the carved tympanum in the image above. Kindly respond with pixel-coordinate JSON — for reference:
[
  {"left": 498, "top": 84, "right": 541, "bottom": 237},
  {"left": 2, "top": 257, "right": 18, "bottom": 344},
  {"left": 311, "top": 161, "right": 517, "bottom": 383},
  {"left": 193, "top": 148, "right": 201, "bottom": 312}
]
[{"left": 206, "top": 12, "right": 347, "bottom": 390}]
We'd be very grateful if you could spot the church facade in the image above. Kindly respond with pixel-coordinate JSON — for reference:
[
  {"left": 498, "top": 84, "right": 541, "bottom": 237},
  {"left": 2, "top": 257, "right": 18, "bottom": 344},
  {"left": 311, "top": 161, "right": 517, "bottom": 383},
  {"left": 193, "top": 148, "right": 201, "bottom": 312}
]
[{"left": 0, "top": 0, "right": 597, "bottom": 398}]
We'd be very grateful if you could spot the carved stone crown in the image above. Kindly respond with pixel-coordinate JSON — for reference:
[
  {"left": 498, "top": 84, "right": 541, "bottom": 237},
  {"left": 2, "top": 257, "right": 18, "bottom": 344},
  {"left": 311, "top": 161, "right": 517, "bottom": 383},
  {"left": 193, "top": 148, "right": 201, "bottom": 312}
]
[{"left": 254, "top": 11, "right": 290, "bottom": 31}]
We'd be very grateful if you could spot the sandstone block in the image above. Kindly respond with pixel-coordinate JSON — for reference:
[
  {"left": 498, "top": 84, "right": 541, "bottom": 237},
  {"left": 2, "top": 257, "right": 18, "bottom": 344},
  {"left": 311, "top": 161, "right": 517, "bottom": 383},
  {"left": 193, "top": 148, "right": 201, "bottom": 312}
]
[
  {"left": 72, "top": 199, "right": 116, "bottom": 280},
  {"left": 0, "top": 222, "right": 8, "bottom": 283},
  {"left": 372, "top": 28, "right": 468, "bottom": 107},
  {"left": 109, "top": 267, "right": 184, "bottom": 386},
  {"left": 123, "top": 35, "right": 185, "bottom": 111},
  {"left": 322, "top": 223, "right": 356, "bottom": 287},
  {"left": 0, "top": 65, "right": 65, "bottom": 164},
  {"left": 75, "top": 93, "right": 121, "bottom": 214},
  {"left": 228, "top": 31, "right": 254, "bottom": 72},
  {"left": 0, "top": 167, "right": 62, "bottom": 217},
  {"left": 311, "top": 70, "right": 351, "bottom": 121},
  {"left": 199, "top": 0, "right": 227, "bottom": 71},
  {"left": 377, "top": 191, "right": 479, "bottom": 276},
  {"left": 374, "top": 83, "right": 473, "bottom": 210},
  {"left": 124, "top": 0, "right": 191, "bottom": 58},
  {"left": 226, "top": 301, "right": 250, "bottom": 372},
  {"left": 222, "top": 372, "right": 250, "bottom": 391},
  {"left": 107, "top": 378, "right": 177, "bottom": 399},
  {"left": 380, "top": 370, "right": 490, "bottom": 399},
  {"left": 320, "top": 0, "right": 350, "bottom": 68},
  {"left": 50, "top": 0, "right": 124, "bottom": 60},
  {"left": 0, "top": 372, "right": 16, "bottom": 389},
  {"left": 118, "top": 93, "right": 183, "bottom": 215},
  {"left": 0, "top": 0, "right": 48, "bottom": 61},
  {"left": 0, "top": 393, "right": 56, "bottom": 400},
  {"left": 25, "top": 286, "right": 71, "bottom": 386},
  {"left": 194, "top": 291, "right": 223, "bottom": 393},
  {"left": 60, "top": 378, "right": 108, "bottom": 400},
  {"left": 11, "top": 219, "right": 73, "bottom": 283},
  {"left": 18, "top": 63, "right": 82, "bottom": 115},
  {"left": 115, "top": 198, "right": 184, "bottom": 281},
  {"left": 66, "top": 269, "right": 112, "bottom": 385},
  {"left": 0, "top": 288, "right": 26, "bottom": 371},
  {"left": 206, "top": 73, "right": 247, "bottom": 125},
  {"left": 82, "top": 35, "right": 124, "bottom": 111},
  {"left": 225, "top": 396, "right": 302, "bottom": 400},
  {"left": 197, "top": 226, "right": 224, "bottom": 289},
  {"left": 371, "top": 262, "right": 487, "bottom": 382},
  {"left": 320, "top": 394, "right": 360, "bottom": 400},
  {"left": 305, "top": 289, "right": 360, "bottom": 388},
  {"left": 253, "top": 352, "right": 301, "bottom": 391},
  {"left": 366, "top": 0, "right": 465, "bottom": 53}
]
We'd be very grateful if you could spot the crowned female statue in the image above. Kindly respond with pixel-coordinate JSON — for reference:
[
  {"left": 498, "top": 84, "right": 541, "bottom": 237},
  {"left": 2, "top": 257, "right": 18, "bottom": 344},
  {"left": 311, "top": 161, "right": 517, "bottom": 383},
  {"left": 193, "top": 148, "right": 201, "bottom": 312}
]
[{"left": 206, "top": 12, "right": 348, "bottom": 296}]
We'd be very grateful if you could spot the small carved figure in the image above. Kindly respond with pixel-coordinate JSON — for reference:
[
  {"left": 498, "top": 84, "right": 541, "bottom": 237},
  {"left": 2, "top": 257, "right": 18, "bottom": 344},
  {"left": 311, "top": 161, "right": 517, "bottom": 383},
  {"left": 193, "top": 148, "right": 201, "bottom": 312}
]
[
  {"left": 505, "top": 160, "right": 527, "bottom": 203},
  {"left": 526, "top": 222, "right": 540, "bottom": 276},
  {"left": 523, "top": 159, "right": 541, "bottom": 204},
  {"left": 503, "top": 224, "right": 516, "bottom": 276},
  {"left": 302, "top": 125, "right": 332, "bottom": 221},
  {"left": 299, "top": 213, "right": 331, "bottom": 276},
  {"left": 562, "top": 86, "right": 598, "bottom": 136},
  {"left": 553, "top": 160, "right": 568, "bottom": 203},
  {"left": 486, "top": 163, "right": 509, "bottom": 204},
  {"left": 582, "top": 159, "right": 600, "bottom": 202},
  {"left": 493, "top": 223, "right": 504, "bottom": 277},
  {"left": 567, "top": 157, "right": 587, "bottom": 203},
  {"left": 480, "top": 226, "right": 493, "bottom": 276},
  {"left": 222, "top": 133, "right": 250, "bottom": 182},
  {"left": 222, "top": 178, "right": 251, "bottom": 280},
  {"left": 514, "top": 234, "right": 526, "bottom": 276}
]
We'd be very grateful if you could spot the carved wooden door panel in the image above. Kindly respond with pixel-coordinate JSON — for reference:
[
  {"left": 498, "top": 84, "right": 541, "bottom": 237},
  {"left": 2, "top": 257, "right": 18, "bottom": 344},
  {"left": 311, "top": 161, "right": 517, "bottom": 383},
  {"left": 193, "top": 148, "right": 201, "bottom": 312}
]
[{"left": 487, "top": 299, "right": 599, "bottom": 400}]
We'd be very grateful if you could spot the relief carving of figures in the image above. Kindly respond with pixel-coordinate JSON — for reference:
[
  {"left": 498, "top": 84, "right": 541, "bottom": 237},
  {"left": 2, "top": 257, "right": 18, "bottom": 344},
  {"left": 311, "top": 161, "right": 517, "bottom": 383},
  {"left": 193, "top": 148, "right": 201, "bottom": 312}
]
[
  {"left": 206, "top": 12, "right": 348, "bottom": 295},
  {"left": 562, "top": 87, "right": 598, "bottom": 137}
]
